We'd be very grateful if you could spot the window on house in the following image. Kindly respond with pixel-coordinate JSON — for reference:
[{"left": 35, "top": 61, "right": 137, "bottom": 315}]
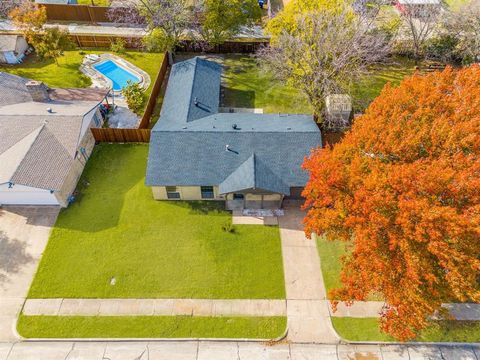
[
  {"left": 233, "top": 193, "right": 244, "bottom": 200},
  {"left": 166, "top": 186, "right": 181, "bottom": 199},
  {"left": 201, "top": 186, "right": 214, "bottom": 199}
]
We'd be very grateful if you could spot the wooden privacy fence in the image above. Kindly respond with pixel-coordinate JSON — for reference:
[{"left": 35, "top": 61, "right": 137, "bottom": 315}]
[
  {"left": 139, "top": 52, "right": 169, "bottom": 128},
  {"left": 91, "top": 128, "right": 151, "bottom": 142},
  {"left": 70, "top": 34, "right": 143, "bottom": 48},
  {"left": 41, "top": 4, "right": 110, "bottom": 23}
]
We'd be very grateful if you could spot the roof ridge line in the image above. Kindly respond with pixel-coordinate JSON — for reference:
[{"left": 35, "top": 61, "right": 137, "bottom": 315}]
[
  {"left": 185, "top": 57, "right": 200, "bottom": 123},
  {"left": 9, "top": 123, "right": 46, "bottom": 185}
]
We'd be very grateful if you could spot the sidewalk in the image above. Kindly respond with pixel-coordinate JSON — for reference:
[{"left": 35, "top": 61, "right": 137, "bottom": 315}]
[
  {"left": 23, "top": 299, "right": 286, "bottom": 317},
  {"left": 278, "top": 202, "right": 340, "bottom": 343},
  {"left": 0, "top": 340, "right": 479, "bottom": 359}
]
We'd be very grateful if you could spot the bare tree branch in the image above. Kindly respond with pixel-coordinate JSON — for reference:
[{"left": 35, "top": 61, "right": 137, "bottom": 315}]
[{"left": 257, "top": 9, "right": 390, "bottom": 129}]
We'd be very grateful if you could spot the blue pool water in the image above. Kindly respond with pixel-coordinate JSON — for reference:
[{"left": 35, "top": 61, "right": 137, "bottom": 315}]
[{"left": 93, "top": 60, "right": 140, "bottom": 91}]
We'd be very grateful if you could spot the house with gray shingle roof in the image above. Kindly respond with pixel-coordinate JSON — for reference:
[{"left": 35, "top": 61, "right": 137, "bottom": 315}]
[
  {"left": 146, "top": 57, "right": 321, "bottom": 210},
  {"left": 0, "top": 72, "right": 109, "bottom": 207}
]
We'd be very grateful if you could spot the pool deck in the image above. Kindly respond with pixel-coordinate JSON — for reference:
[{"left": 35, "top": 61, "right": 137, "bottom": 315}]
[{"left": 80, "top": 53, "right": 151, "bottom": 93}]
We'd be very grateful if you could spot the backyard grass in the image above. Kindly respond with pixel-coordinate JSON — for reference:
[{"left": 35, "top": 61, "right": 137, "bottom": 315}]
[
  {"left": 17, "top": 315, "right": 287, "bottom": 339},
  {"left": 28, "top": 144, "right": 285, "bottom": 299},
  {"left": 351, "top": 57, "right": 417, "bottom": 111},
  {"left": 332, "top": 317, "right": 480, "bottom": 342},
  {"left": 222, "top": 55, "right": 313, "bottom": 114},
  {"left": 0, "top": 50, "right": 164, "bottom": 99}
]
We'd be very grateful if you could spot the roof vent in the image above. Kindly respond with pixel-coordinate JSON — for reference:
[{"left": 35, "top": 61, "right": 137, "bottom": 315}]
[
  {"left": 46, "top": 107, "right": 53, "bottom": 113},
  {"left": 286, "top": 127, "right": 292, "bottom": 130},
  {"left": 225, "top": 144, "right": 230, "bottom": 151},
  {"left": 232, "top": 124, "right": 238, "bottom": 130},
  {"left": 182, "top": 126, "right": 187, "bottom": 129},
  {"left": 194, "top": 97, "right": 199, "bottom": 106}
]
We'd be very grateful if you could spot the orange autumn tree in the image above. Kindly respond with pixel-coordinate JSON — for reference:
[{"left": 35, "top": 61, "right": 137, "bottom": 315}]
[{"left": 302, "top": 65, "right": 480, "bottom": 341}]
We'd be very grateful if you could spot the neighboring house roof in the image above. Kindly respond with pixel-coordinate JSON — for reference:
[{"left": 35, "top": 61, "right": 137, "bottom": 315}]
[
  {"left": 0, "top": 72, "right": 33, "bottom": 106},
  {"left": 146, "top": 57, "right": 322, "bottom": 192},
  {"left": 0, "top": 72, "right": 106, "bottom": 191},
  {"left": 0, "top": 115, "right": 84, "bottom": 190},
  {"left": 0, "top": 35, "right": 22, "bottom": 53}
]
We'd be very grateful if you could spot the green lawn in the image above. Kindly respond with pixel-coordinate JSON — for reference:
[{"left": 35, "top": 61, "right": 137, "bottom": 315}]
[
  {"left": 0, "top": 50, "right": 164, "bottom": 100},
  {"left": 222, "top": 55, "right": 313, "bottom": 114},
  {"left": 352, "top": 57, "right": 417, "bottom": 111},
  {"left": 316, "top": 235, "right": 382, "bottom": 301},
  {"left": 28, "top": 144, "right": 285, "bottom": 299},
  {"left": 332, "top": 317, "right": 480, "bottom": 342},
  {"left": 17, "top": 315, "right": 286, "bottom": 339}
]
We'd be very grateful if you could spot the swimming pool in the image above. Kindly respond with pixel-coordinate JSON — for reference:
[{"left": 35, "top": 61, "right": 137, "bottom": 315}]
[{"left": 93, "top": 60, "right": 141, "bottom": 91}]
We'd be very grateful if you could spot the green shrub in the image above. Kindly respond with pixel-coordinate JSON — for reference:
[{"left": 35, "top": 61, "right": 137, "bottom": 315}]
[
  {"left": 122, "top": 81, "right": 145, "bottom": 115},
  {"left": 110, "top": 38, "right": 127, "bottom": 54},
  {"left": 222, "top": 221, "right": 236, "bottom": 233}
]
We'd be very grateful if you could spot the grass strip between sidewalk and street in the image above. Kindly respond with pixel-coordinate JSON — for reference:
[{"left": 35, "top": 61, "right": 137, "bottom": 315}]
[
  {"left": 17, "top": 315, "right": 287, "bottom": 339},
  {"left": 332, "top": 317, "right": 480, "bottom": 343}
]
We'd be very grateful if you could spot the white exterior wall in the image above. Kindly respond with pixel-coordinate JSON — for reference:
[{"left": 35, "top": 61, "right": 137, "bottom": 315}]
[
  {"left": 54, "top": 115, "right": 97, "bottom": 207},
  {"left": 0, "top": 183, "right": 59, "bottom": 205}
]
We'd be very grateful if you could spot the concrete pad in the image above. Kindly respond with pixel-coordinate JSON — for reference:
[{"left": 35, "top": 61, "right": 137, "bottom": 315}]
[
  {"left": 338, "top": 344, "right": 382, "bottom": 360},
  {"left": 287, "top": 317, "right": 339, "bottom": 343},
  {"left": 232, "top": 215, "right": 278, "bottom": 226},
  {"left": 0, "top": 316, "right": 17, "bottom": 342},
  {"left": 66, "top": 342, "right": 106, "bottom": 360},
  {"left": 103, "top": 342, "right": 149, "bottom": 360},
  {"left": 22, "top": 298, "right": 62, "bottom": 315},
  {"left": 238, "top": 342, "right": 290, "bottom": 360},
  {"left": 153, "top": 299, "right": 174, "bottom": 315},
  {"left": 287, "top": 300, "right": 326, "bottom": 318},
  {"left": 0, "top": 343, "right": 13, "bottom": 360},
  {"left": 443, "top": 303, "right": 480, "bottom": 320},
  {"left": 407, "top": 345, "right": 443, "bottom": 360},
  {"left": 148, "top": 341, "right": 198, "bottom": 360},
  {"left": 8, "top": 342, "right": 74, "bottom": 360},
  {"left": 379, "top": 345, "right": 411, "bottom": 360},
  {"left": 58, "top": 299, "right": 100, "bottom": 315},
  {"left": 172, "top": 299, "right": 194, "bottom": 316},
  {"left": 0, "top": 207, "right": 58, "bottom": 341},
  {"left": 213, "top": 301, "right": 233, "bottom": 316},
  {"left": 439, "top": 346, "right": 478, "bottom": 360},
  {"left": 0, "top": 298, "right": 23, "bottom": 317},
  {"left": 191, "top": 300, "right": 214, "bottom": 316},
  {"left": 197, "top": 342, "right": 238, "bottom": 360},
  {"left": 290, "top": 343, "right": 338, "bottom": 360}
]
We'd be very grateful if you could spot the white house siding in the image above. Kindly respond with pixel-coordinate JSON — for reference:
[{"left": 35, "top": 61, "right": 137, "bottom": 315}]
[
  {"left": 0, "top": 183, "right": 59, "bottom": 205},
  {"left": 54, "top": 120, "right": 96, "bottom": 207}
]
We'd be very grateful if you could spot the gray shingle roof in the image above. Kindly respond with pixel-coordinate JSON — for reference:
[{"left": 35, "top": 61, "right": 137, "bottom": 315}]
[
  {"left": 0, "top": 115, "right": 83, "bottom": 190},
  {"left": 146, "top": 57, "right": 321, "bottom": 192},
  {"left": 0, "top": 72, "right": 33, "bottom": 107},
  {"left": 219, "top": 154, "right": 290, "bottom": 195}
]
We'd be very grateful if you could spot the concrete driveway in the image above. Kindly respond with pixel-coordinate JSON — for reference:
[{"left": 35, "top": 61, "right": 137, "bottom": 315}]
[{"left": 0, "top": 206, "right": 59, "bottom": 341}]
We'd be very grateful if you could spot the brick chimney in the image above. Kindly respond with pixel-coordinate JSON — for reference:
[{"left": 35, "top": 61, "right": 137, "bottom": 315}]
[{"left": 25, "top": 80, "right": 50, "bottom": 102}]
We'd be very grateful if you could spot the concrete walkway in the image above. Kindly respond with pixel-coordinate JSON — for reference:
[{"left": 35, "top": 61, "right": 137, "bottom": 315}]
[
  {"left": 0, "top": 206, "right": 59, "bottom": 341},
  {"left": 23, "top": 299, "right": 286, "bottom": 317},
  {"left": 0, "top": 341, "right": 479, "bottom": 359},
  {"left": 278, "top": 201, "right": 340, "bottom": 343},
  {"left": 331, "top": 301, "right": 480, "bottom": 320}
]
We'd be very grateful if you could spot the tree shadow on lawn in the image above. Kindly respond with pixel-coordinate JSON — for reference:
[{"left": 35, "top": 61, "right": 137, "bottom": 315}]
[
  {"left": 221, "top": 87, "right": 256, "bottom": 109},
  {"left": 52, "top": 144, "right": 146, "bottom": 233}
]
